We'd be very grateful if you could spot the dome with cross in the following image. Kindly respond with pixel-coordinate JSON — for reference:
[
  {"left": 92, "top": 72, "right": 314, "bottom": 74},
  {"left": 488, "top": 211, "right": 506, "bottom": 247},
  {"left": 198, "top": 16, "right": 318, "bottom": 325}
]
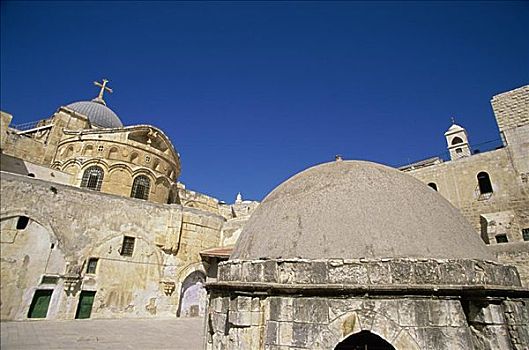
[{"left": 66, "top": 79, "right": 123, "bottom": 129}]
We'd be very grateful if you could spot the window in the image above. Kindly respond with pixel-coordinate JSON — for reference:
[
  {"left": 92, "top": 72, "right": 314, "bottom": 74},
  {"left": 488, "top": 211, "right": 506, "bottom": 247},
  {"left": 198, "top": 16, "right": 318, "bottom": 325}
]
[
  {"left": 131, "top": 175, "right": 151, "bottom": 200},
  {"left": 522, "top": 228, "right": 529, "bottom": 241},
  {"left": 16, "top": 216, "right": 30, "bottom": 230},
  {"left": 97, "top": 145, "right": 104, "bottom": 152},
  {"left": 427, "top": 182, "right": 438, "bottom": 191},
  {"left": 451, "top": 137, "right": 463, "bottom": 145},
  {"left": 495, "top": 234, "right": 508, "bottom": 243},
  {"left": 145, "top": 155, "right": 151, "bottom": 163},
  {"left": 455, "top": 148, "right": 462, "bottom": 154},
  {"left": 41, "top": 276, "right": 59, "bottom": 285},
  {"left": 477, "top": 172, "right": 493, "bottom": 194},
  {"left": 86, "top": 258, "right": 99, "bottom": 274},
  {"left": 120, "top": 236, "right": 135, "bottom": 257},
  {"left": 80, "top": 166, "right": 104, "bottom": 191}
]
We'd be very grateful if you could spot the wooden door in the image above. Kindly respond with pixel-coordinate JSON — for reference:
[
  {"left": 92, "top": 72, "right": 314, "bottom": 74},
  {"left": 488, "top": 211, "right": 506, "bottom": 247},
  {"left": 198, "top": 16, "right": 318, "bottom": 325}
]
[
  {"left": 28, "top": 290, "right": 53, "bottom": 318},
  {"left": 75, "top": 291, "right": 96, "bottom": 319}
]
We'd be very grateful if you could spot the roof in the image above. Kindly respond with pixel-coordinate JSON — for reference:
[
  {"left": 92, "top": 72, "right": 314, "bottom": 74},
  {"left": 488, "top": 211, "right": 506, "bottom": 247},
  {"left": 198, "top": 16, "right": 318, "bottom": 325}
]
[
  {"left": 200, "top": 246, "right": 233, "bottom": 258},
  {"left": 231, "top": 160, "right": 495, "bottom": 261},
  {"left": 66, "top": 100, "right": 123, "bottom": 128}
]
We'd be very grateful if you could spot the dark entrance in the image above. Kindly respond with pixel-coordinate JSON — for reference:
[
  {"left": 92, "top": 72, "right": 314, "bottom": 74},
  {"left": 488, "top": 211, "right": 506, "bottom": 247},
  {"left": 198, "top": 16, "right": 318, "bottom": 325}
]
[
  {"left": 28, "top": 290, "right": 53, "bottom": 318},
  {"left": 75, "top": 291, "right": 96, "bottom": 319},
  {"left": 335, "top": 330, "right": 396, "bottom": 350}
]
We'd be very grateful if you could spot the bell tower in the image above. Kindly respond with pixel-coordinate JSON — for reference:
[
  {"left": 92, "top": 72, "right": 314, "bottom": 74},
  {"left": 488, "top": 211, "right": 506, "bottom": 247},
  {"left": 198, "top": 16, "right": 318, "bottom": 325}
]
[{"left": 444, "top": 118, "right": 471, "bottom": 160}]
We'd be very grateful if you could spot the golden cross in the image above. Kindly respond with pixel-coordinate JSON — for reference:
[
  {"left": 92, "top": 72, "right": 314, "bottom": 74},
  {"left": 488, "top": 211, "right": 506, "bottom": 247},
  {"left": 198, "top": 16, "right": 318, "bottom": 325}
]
[{"left": 93, "top": 79, "right": 113, "bottom": 101}]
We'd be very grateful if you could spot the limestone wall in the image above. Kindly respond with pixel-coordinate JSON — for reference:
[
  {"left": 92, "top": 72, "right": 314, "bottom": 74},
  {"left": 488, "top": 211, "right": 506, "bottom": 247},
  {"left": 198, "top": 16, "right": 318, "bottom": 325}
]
[
  {"left": 491, "top": 85, "right": 529, "bottom": 133},
  {"left": 405, "top": 148, "right": 529, "bottom": 243},
  {"left": 0, "top": 172, "right": 224, "bottom": 320}
]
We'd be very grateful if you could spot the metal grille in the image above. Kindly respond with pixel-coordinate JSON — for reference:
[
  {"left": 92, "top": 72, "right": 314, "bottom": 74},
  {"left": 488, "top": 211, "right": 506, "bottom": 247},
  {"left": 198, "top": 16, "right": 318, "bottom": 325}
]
[
  {"left": 80, "top": 166, "right": 104, "bottom": 191},
  {"left": 120, "top": 236, "right": 135, "bottom": 257},
  {"left": 131, "top": 175, "right": 150, "bottom": 200}
]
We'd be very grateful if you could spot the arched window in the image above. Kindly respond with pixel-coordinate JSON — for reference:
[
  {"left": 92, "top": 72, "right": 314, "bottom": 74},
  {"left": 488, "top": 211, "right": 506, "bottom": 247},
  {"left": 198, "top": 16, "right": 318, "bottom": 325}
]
[
  {"left": 427, "top": 182, "right": 438, "bottom": 191},
  {"left": 80, "top": 166, "right": 104, "bottom": 191},
  {"left": 131, "top": 175, "right": 150, "bottom": 200},
  {"left": 477, "top": 172, "right": 493, "bottom": 194},
  {"left": 451, "top": 136, "right": 464, "bottom": 145}
]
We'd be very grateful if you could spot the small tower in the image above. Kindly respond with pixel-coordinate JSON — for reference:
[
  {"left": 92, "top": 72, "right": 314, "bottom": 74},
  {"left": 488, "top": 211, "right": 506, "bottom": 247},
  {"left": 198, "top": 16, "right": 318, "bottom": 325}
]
[{"left": 444, "top": 118, "right": 471, "bottom": 160}]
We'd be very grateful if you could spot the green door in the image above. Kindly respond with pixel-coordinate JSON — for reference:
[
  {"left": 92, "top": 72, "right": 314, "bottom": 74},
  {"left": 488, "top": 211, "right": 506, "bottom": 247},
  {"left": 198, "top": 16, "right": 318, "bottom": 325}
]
[
  {"left": 28, "top": 290, "right": 53, "bottom": 318},
  {"left": 75, "top": 291, "right": 96, "bottom": 319}
]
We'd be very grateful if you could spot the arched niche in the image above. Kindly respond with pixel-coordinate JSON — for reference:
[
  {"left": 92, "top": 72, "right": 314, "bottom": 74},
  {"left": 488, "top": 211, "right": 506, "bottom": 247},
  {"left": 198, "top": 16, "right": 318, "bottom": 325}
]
[
  {"left": 177, "top": 270, "right": 206, "bottom": 318},
  {"left": 335, "top": 330, "right": 396, "bottom": 350}
]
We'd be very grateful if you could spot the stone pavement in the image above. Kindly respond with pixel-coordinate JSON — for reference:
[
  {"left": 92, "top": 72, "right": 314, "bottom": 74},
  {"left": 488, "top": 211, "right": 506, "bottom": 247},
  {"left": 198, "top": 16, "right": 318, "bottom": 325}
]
[{"left": 1, "top": 317, "right": 204, "bottom": 349}]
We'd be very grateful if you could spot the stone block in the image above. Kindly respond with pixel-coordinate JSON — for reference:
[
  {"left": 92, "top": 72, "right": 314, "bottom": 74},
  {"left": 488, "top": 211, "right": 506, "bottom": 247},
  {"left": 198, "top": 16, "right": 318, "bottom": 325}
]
[
  {"left": 263, "top": 261, "right": 278, "bottom": 283},
  {"left": 427, "top": 300, "right": 450, "bottom": 326},
  {"left": 414, "top": 260, "right": 441, "bottom": 284},
  {"left": 269, "top": 297, "right": 293, "bottom": 322},
  {"left": 293, "top": 298, "right": 329, "bottom": 324},
  {"left": 438, "top": 261, "right": 467, "bottom": 285},
  {"left": 278, "top": 322, "right": 293, "bottom": 346},
  {"left": 229, "top": 310, "right": 252, "bottom": 327},
  {"left": 367, "top": 261, "right": 391, "bottom": 284},
  {"left": 390, "top": 260, "right": 414, "bottom": 284},
  {"left": 242, "top": 261, "right": 263, "bottom": 282},
  {"left": 211, "top": 312, "right": 228, "bottom": 334},
  {"left": 265, "top": 321, "right": 279, "bottom": 345},
  {"left": 292, "top": 322, "right": 320, "bottom": 348},
  {"left": 237, "top": 296, "right": 252, "bottom": 312},
  {"left": 328, "top": 261, "right": 369, "bottom": 284}
]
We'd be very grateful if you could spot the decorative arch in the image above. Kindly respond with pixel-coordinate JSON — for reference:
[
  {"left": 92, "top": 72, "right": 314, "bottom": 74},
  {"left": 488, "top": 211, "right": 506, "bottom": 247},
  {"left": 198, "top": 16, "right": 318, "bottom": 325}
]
[
  {"left": 1, "top": 209, "right": 60, "bottom": 246},
  {"left": 108, "top": 146, "right": 120, "bottom": 160},
  {"left": 82, "top": 144, "right": 94, "bottom": 156},
  {"left": 326, "top": 310, "right": 420, "bottom": 350},
  {"left": 130, "top": 152, "right": 140, "bottom": 164},
  {"left": 80, "top": 166, "right": 104, "bottom": 191},
  {"left": 63, "top": 145, "right": 74, "bottom": 158},
  {"left": 131, "top": 175, "right": 151, "bottom": 200}
]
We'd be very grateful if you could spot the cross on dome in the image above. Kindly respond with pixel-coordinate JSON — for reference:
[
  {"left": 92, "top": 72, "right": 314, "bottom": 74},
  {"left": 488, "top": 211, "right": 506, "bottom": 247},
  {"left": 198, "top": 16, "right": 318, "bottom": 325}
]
[{"left": 93, "top": 79, "right": 113, "bottom": 105}]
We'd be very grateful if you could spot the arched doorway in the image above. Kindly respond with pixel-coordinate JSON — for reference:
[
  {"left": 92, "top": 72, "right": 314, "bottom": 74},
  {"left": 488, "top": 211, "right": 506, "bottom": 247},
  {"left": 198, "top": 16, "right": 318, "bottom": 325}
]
[
  {"left": 335, "top": 330, "right": 396, "bottom": 350},
  {"left": 177, "top": 271, "right": 206, "bottom": 317}
]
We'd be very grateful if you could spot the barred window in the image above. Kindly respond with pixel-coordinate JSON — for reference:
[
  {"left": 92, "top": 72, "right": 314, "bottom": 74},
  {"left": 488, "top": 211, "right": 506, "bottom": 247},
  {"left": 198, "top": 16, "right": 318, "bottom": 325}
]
[
  {"left": 120, "top": 236, "right": 135, "bottom": 257},
  {"left": 131, "top": 175, "right": 150, "bottom": 200},
  {"left": 81, "top": 166, "right": 104, "bottom": 191},
  {"left": 522, "top": 228, "right": 529, "bottom": 241},
  {"left": 86, "top": 258, "right": 99, "bottom": 274}
]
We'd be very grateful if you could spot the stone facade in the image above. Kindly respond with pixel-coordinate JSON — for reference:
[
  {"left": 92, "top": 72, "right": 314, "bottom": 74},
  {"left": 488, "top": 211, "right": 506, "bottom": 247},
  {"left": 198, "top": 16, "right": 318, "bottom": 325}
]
[
  {"left": 207, "top": 259, "right": 529, "bottom": 350},
  {"left": 401, "top": 85, "right": 529, "bottom": 286},
  {"left": 0, "top": 84, "right": 258, "bottom": 321}
]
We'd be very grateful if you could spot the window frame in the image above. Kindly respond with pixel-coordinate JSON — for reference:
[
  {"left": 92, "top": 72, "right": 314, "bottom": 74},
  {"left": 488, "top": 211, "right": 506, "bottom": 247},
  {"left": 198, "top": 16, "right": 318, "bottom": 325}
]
[
  {"left": 80, "top": 166, "right": 105, "bottom": 191},
  {"left": 86, "top": 258, "right": 99, "bottom": 274},
  {"left": 130, "top": 175, "right": 151, "bottom": 200}
]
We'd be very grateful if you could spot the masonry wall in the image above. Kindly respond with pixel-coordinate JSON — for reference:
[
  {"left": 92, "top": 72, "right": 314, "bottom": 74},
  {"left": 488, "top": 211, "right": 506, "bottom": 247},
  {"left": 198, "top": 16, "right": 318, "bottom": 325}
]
[{"left": 0, "top": 172, "right": 224, "bottom": 320}]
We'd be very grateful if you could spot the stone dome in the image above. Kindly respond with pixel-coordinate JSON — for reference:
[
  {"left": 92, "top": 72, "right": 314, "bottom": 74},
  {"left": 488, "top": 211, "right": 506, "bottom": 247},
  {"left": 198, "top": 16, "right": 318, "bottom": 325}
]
[
  {"left": 231, "top": 160, "right": 495, "bottom": 261},
  {"left": 66, "top": 100, "right": 123, "bottom": 128}
]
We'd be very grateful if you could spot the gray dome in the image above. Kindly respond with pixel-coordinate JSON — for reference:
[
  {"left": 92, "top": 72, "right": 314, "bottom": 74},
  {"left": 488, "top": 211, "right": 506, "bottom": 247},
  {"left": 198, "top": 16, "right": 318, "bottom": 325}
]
[
  {"left": 232, "top": 160, "right": 495, "bottom": 261},
  {"left": 66, "top": 100, "right": 123, "bottom": 128}
]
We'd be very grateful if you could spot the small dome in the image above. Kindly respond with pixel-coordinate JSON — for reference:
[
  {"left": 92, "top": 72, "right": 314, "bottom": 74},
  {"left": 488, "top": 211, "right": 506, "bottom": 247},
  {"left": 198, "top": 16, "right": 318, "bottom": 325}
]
[
  {"left": 231, "top": 160, "right": 494, "bottom": 261},
  {"left": 66, "top": 100, "right": 123, "bottom": 128}
]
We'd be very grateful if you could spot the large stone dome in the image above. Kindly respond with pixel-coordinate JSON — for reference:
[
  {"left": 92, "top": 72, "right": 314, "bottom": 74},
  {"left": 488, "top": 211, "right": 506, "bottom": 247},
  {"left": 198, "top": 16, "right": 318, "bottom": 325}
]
[
  {"left": 231, "top": 160, "right": 494, "bottom": 261},
  {"left": 66, "top": 100, "right": 123, "bottom": 128}
]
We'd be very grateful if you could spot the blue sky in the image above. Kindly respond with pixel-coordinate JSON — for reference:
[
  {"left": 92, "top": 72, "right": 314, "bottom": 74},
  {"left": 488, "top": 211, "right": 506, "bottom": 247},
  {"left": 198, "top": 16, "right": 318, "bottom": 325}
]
[{"left": 1, "top": 1, "right": 528, "bottom": 201}]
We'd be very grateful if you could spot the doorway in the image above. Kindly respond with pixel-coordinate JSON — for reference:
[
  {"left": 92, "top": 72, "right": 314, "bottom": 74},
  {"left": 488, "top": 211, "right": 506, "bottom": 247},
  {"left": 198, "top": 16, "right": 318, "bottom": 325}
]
[
  {"left": 28, "top": 290, "right": 53, "bottom": 318},
  {"left": 335, "top": 330, "right": 396, "bottom": 350},
  {"left": 75, "top": 291, "right": 96, "bottom": 319}
]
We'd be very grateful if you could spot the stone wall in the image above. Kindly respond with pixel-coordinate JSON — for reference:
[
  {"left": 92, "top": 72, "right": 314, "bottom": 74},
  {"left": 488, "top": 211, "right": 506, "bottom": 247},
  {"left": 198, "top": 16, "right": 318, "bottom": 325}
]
[
  {"left": 0, "top": 172, "right": 224, "bottom": 320},
  {"left": 206, "top": 259, "right": 529, "bottom": 350},
  {"left": 491, "top": 85, "right": 529, "bottom": 132}
]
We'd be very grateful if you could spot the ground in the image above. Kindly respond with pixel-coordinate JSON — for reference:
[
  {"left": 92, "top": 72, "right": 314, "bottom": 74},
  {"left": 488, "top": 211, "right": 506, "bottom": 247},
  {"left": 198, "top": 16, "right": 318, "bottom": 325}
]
[{"left": 0, "top": 317, "right": 204, "bottom": 349}]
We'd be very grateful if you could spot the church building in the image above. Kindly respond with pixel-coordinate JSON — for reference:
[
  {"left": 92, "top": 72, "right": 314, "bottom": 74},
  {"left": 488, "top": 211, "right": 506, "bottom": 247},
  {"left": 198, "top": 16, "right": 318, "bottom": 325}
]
[{"left": 0, "top": 80, "right": 256, "bottom": 320}]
